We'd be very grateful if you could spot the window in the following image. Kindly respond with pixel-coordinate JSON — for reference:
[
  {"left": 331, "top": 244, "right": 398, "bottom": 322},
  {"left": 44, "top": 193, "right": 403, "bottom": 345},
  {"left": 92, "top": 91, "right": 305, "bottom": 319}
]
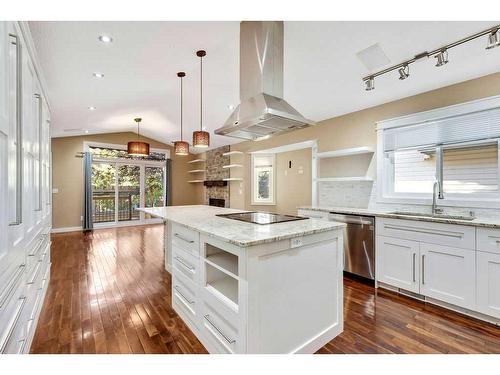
[
  {"left": 252, "top": 154, "right": 275, "bottom": 205},
  {"left": 377, "top": 96, "right": 500, "bottom": 207}
]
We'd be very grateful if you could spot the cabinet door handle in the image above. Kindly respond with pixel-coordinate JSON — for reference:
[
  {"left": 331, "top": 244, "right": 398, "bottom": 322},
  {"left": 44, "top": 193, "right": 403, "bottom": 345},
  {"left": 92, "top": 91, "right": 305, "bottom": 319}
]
[
  {"left": 35, "top": 93, "right": 43, "bottom": 211},
  {"left": 173, "top": 286, "right": 195, "bottom": 305},
  {"left": 174, "top": 256, "right": 195, "bottom": 272},
  {"left": 0, "top": 296, "right": 27, "bottom": 353},
  {"left": 204, "top": 314, "right": 236, "bottom": 345},
  {"left": 174, "top": 233, "right": 195, "bottom": 244},
  {"left": 8, "top": 33, "right": 23, "bottom": 226},
  {"left": 421, "top": 254, "right": 426, "bottom": 285},
  {"left": 27, "top": 260, "right": 43, "bottom": 285},
  {"left": 412, "top": 253, "right": 416, "bottom": 283}
]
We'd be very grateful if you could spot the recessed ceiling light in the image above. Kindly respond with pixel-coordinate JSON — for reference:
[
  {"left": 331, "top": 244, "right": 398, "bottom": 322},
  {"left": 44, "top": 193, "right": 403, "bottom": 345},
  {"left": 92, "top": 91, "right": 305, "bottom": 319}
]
[
  {"left": 98, "top": 35, "right": 113, "bottom": 43},
  {"left": 227, "top": 104, "right": 235, "bottom": 111},
  {"left": 84, "top": 130, "right": 89, "bottom": 134},
  {"left": 88, "top": 106, "right": 96, "bottom": 111},
  {"left": 93, "top": 72, "right": 104, "bottom": 78}
]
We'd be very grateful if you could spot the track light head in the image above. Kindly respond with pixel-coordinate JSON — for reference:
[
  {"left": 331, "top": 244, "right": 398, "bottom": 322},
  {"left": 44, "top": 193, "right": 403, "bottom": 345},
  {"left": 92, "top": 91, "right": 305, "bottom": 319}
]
[
  {"left": 486, "top": 29, "right": 500, "bottom": 50},
  {"left": 364, "top": 77, "right": 375, "bottom": 91},
  {"left": 398, "top": 65, "right": 410, "bottom": 80},
  {"left": 434, "top": 50, "right": 449, "bottom": 67}
]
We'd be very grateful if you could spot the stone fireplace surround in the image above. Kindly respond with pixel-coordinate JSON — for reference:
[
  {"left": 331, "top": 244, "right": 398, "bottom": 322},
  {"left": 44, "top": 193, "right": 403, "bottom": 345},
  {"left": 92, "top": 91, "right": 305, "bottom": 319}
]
[{"left": 204, "top": 145, "right": 230, "bottom": 207}]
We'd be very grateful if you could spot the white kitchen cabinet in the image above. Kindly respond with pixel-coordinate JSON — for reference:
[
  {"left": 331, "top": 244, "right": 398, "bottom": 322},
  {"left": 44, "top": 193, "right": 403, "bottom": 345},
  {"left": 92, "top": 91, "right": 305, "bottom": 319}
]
[
  {"left": 376, "top": 236, "right": 419, "bottom": 293},
  {"left": 0, "top": 21, "right": 52, "bottom": 354},
  {"left": 419, "top": 243, "right": 475, "bottom": 309},
  {"left": 476, "top": 251, "right": 500, "bottom": 319}
]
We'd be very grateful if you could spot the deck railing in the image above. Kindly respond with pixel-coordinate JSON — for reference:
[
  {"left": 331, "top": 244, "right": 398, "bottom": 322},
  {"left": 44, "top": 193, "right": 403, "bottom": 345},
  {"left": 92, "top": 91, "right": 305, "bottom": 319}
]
[{"left": 92, "top": 190, "right": 140, "bottom": 223}]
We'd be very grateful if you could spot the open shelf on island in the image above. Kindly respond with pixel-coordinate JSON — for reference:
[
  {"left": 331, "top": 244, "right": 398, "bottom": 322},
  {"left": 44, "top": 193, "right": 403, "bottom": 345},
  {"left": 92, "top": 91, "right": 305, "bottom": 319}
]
[
  {"left": 188, "top": 169, "right": 205, "bottom": 173},
  {"left": 315, "top": 176, "right": 373, "bottom": 182},
  {"left": 205, "top": 264, "right": 238, "bottom": 310},
  {"left": 188, "top": 159, "right": 206, "bottom": 164},
  {"left": 222, "top": 151, "right": 243, "bottom": 157},
  {"left": 222, "top": 164, "right": 243, "bottom": 169},
  {"left": 317, "top": 146, "right": 374, "bottom": 159},
  {"left": 206, "top": 244, "right": 238, "bottom": 277}
]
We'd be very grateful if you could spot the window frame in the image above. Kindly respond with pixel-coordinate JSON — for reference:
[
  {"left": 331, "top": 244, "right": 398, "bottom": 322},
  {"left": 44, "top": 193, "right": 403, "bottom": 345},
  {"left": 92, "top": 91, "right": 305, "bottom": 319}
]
[
  {"left": 376, "top": 95, "right": 500, "bottom": 209},
  {"left": 251, "top": 153, "right": 276, "bottom": 206}
]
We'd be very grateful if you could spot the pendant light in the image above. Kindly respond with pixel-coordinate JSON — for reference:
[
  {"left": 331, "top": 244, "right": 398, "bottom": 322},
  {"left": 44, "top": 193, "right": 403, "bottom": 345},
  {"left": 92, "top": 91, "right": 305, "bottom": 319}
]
[
  {"left": 174, "top": 72, "right": 189, "bottom": 156},
  {"left": 127, "top": 117, "right": 150, "bottom": 156},
  {"left": 193, "top": 50, "right": 210, "bottom": 148}
]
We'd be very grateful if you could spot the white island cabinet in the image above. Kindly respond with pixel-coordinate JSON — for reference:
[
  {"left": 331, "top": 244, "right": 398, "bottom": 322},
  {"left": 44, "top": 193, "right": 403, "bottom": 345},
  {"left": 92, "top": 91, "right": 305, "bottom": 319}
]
[{"left": 140, "top": 205, "right": 345, "bottom": 354}]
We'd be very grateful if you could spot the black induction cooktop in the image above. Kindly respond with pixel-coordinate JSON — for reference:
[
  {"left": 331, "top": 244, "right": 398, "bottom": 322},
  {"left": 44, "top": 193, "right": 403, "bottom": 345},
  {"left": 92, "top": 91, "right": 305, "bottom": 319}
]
[{"left": 216, "top": 212, "right": 308, "bottom": 225}]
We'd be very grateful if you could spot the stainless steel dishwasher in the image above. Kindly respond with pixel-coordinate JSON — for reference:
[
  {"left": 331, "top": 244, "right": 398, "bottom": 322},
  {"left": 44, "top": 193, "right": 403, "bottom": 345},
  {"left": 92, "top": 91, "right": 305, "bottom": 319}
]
[{"left": 329, "top": 213, "right": 375, "bottom": 280}]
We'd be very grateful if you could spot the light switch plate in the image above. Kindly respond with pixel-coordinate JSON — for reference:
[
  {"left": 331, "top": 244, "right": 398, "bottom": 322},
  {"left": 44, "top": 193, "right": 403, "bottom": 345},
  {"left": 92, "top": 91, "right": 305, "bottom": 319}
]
[
  {"left": 52, "top": 188, "right": 59, "bottom": 193},
  {"left": 291, "top": 237, "right": 303, "bottom": 248}
]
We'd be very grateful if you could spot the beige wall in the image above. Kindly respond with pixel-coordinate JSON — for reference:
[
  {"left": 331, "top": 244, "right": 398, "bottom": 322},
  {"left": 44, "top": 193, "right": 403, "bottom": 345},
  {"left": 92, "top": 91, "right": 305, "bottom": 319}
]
[
  {"left": 229, "top": 72, "right": 500, "bottom": 211},
  {"left": 51, "top": 132, "right": 204, "bottom": 229}
]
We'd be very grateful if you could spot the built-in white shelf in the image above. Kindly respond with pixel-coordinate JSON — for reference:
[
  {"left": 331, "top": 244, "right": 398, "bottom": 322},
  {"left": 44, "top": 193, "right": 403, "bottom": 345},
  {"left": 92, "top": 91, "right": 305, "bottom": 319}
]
[
  {"left": 222, "top": 164, "right": 243, "bottom": 169},
  {"left": 188, "top": 180, "right": 204, "bottom": 183},
  {"left": 315, "top": 176, "right": 373, "bottom": 182},
  {"left": 206, "top": 252, "right": 238, "bottom": 278},
  {"left": 317, "top": 146, "right": 374, "bottom": 159},
  {"left": 223, "top": 151, "right": 243, "bottom": 157},
  {"left": 188, "top": 169, "right": 205, "bottom": 173},
  {"left": 223, "top": 178, "right": 243, "bottom": 182},
  {"left": 205, "top": 278, "right": 238, "bottom": 310},
  {"left": 188, "top": 159, "right": 206, "bottom": 164}
]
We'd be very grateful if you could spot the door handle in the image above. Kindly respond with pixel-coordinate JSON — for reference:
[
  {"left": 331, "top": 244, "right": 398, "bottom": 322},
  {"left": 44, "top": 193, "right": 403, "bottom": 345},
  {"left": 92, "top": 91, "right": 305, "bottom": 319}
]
[
  {"left": 412, "top": 253, "right": 416, "bottom": 283},
  {"left": 421, "top": 254, "right": 426, "bottom": 285},
  {"left": 8, "top": 33, "right": 22, "bottom": 226}
]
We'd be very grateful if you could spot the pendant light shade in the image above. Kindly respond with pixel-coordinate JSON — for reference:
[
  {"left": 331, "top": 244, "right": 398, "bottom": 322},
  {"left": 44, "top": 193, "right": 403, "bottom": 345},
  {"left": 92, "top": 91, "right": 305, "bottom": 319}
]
[
  {"left": 174, "top": 72, "right": 190, "bottom": 156},
  {"left": 127, "top": 118, "right": 150, "bottom": 156},
  {"left": 193, "top": 50, "right": 210, "bottom": 148}
]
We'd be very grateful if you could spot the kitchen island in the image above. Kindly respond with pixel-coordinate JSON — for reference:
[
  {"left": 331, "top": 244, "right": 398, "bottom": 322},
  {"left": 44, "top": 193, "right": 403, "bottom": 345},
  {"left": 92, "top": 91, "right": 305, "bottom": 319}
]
[{"left": 139, "top": 205, "right": 345, "bottom": 354}]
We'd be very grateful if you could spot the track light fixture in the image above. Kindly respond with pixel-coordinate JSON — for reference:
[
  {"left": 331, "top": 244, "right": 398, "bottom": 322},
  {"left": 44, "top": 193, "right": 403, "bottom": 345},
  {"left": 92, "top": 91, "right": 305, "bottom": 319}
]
[
  {"left": 364, "top": 77, "right": 375, "bottom": 91},
  {"left": 486, "top": 29, "right": 500, "bottom": 50},
  {"left": 362, "top": 24, "right": 500, "bottom": 91},
  {"left": 434, "top": 49, "right": 449, "bottom": 67},
  {"left": 398, "top": 65, "right": 409, "bottom": 80}
]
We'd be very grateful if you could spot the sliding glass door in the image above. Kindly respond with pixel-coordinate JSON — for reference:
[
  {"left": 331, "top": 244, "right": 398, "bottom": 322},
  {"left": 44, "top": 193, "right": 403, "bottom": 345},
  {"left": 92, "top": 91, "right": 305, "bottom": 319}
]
[{"left": 91, "top": 160, "right": 166, "bottom": 225}]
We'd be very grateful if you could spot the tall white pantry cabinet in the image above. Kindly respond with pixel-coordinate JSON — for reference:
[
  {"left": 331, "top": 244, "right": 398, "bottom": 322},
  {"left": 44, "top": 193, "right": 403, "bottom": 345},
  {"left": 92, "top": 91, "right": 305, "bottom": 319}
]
[{"left": 0, "top": 21, "right": 52, "bottom": 354}]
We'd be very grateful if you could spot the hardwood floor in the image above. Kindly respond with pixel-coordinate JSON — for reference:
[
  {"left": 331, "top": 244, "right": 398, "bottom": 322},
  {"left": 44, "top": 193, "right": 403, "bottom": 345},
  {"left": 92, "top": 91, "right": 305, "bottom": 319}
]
[{"left": 31, "top": 224, "right": 500, "bottom": 354}]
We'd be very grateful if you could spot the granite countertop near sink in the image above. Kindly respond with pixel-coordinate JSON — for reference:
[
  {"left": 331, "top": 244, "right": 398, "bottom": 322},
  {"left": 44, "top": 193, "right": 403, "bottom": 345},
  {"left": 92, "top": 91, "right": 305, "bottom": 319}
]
[
  {"left": 139, "top": 205, "right": 345, "bottom": 247},
  {"left": 298, "top": 205, "right": 500, "bottom": 229}
]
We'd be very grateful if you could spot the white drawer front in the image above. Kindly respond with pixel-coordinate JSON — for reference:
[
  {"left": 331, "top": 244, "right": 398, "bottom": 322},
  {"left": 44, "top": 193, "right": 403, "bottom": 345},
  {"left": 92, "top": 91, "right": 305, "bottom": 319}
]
[
  {"left": 172, "top": 246, "right": 199, "bottom": 284},
  {"left": 172, "top": 273, "right": 199, "bottom": 329},
  {"left": 200, "top": 293, "right": 240, "bottom": 354},
  {"left": 376, "top": 218, "right": 475, "bottom": 249},
  {"left": 297, "top": 209, "right": 329, "bottom": 220},
  {"left": 172, "top": 223, "right": 200, "bottom": 258},
  {"left": 477, "top": 228, "right": 500, "bottom": 255}
]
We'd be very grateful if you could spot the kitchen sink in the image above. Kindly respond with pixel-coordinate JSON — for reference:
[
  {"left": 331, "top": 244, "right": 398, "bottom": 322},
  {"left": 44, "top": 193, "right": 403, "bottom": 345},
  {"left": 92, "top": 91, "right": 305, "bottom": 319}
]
[{"left": 389, "top": 211, "right": 476, "bottom": 221}]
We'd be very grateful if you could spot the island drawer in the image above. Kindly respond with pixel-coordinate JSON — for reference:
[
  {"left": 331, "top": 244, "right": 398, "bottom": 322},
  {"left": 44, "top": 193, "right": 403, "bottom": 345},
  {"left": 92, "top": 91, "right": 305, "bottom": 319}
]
[
  {"left": 477, "top": 228, "right": 500, "bottom": 255},
  {"left": 200, "top": 291, "right": 240, "bottom": 354},
  {"left": 376, "top": 217, "right": 475, "bottom": 249},
  {"left": 172, "top": 223, "right": 200, "bottom": 257},
  {"left": 172, "top": 273, "right": 199, "bottom": 329},
  {"left": 172, "top": 246, "right": 200, "bottom": 284}
]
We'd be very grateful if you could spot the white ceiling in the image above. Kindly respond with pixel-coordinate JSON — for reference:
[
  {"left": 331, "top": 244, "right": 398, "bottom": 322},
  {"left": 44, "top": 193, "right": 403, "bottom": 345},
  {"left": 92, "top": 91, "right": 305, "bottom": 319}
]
[{"left": 29, "top": 21, "right": 500, "bottom": 151}]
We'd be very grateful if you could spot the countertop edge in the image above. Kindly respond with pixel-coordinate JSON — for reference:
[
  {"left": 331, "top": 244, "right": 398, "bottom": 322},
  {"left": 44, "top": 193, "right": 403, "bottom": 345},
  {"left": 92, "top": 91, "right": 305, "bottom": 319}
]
[{"left": 298, "top": 206, "right": 500, "bottom": 229}]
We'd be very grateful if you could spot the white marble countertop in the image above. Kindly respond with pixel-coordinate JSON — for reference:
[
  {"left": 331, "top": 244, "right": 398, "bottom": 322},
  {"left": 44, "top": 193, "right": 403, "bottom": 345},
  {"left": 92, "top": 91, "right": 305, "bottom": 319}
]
[
  {"left": 298, "top": 205, "right": 500, "bottom": 229},
  {"left": 139, "top": 205, "right": 345, "bottom": 247}
]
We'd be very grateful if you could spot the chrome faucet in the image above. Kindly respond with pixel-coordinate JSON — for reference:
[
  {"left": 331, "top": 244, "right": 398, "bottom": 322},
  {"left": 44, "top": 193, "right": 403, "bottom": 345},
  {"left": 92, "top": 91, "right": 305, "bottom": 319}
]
[{"left": 432, "top": 180, "right": 444, "bottom": 215}]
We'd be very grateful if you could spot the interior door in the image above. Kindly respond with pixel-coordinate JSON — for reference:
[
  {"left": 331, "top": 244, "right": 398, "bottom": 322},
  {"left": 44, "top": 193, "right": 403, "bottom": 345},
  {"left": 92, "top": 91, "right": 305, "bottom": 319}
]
[
  {"left": 376, "top": 235, "right": 419, "bottom": 293},
  {"left": 419, "top": 243, "right": 475, "bottom": 309}
]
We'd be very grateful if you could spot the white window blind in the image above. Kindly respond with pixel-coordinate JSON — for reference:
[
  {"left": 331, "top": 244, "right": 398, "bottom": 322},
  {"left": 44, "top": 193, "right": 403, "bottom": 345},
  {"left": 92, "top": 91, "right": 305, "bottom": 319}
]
[{"left": 383, "top": 107, "right": 500, "bottom": 152}]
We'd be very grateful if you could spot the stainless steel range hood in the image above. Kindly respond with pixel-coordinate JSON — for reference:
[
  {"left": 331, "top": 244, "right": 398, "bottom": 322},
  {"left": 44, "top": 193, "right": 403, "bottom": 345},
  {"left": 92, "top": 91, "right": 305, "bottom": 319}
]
[{"left": 215, "top": 21, "right": 315, "bottom": 141}]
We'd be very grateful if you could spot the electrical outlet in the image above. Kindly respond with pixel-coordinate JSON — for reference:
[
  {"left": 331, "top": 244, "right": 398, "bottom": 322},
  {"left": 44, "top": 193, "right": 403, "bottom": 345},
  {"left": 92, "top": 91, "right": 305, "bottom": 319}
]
[
  {"left": 80, "top": 216, "right": 83, "bottom": 221},
  {"left": 291, "top": 237, "right": 303, "bottom": 248}
]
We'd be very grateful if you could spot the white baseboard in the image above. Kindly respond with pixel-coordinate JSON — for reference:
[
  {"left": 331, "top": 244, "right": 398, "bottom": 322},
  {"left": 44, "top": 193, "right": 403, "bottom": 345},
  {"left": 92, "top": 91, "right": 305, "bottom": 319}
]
[{"left": 51, "top": 226, "right": 82, "bottom": 233}]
